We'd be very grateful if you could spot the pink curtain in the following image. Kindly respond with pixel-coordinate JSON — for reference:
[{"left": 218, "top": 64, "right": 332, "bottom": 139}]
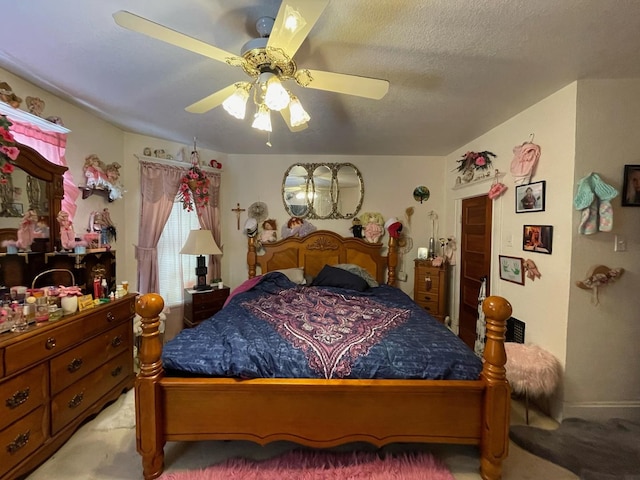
[
  {"left": 197, "top": 171, "right": 222, "bottom": 281},
  {"left": 9, "top": 120, "right": 79, "bottom": 220},
  {"left": 136, "top": 161, "right": 185, "bottom": 294}
]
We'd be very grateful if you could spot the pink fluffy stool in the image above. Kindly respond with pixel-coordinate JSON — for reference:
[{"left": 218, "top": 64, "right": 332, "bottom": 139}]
[{"left": 505, "top": 343, "right": 562, "bottom": 424}]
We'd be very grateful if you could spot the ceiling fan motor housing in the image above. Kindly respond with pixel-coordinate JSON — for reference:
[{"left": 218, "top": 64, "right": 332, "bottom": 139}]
[{"left": 241, "top": 16, "right": 297, "bottom": 79}]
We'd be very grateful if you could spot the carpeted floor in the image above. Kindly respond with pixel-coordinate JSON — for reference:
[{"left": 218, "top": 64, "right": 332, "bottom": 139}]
[
  {"left": 510, "top": 417, "right": 640, "bottom": 480},
  {"left": 25, "top": 389, "right": 580, "bottom": 480}
]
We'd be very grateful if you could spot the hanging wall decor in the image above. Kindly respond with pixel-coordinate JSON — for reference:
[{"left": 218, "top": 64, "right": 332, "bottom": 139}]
[
  {"left": 522, "top": 225, "right": 553, "bottom": 255},
  {"left": 515, "top": 180, "right": 546, "bottom": 213}
]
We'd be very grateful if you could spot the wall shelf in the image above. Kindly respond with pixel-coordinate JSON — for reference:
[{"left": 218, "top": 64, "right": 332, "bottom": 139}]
[
  {"left": 452, "top": 170, "right": 505, "bottom": 190},
  {"left": 0, "top": 100, "right": 71, "bottom": 133}
]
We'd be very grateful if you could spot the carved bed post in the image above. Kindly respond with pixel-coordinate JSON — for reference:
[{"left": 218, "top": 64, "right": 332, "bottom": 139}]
[
  {"left": 387, "top": 236, "right": 398, "bottom": 286},
  {"left": 247, "top": 235, "right": 257, "bottom": 278},
  {"left": 479, "top": 295, "right": 512, "bottom": 480},
  {"left": 135, "top": 293, "right": 166, "bottom": 480}
]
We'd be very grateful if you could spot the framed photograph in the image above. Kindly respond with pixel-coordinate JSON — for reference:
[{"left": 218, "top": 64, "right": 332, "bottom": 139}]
[
  {"left": 417, "top": 247, "right": 429, "bottom": 260},
  {"left": 499, "top": 255, "right": 524, "bottom": 285},
  {"left": 523, "top": 225, "right": 553, "bottom": 254},
  {"left": 621, "top": 164, "right": 640, "bottom": 206},
  {"left": 515, "top": 180, "right": 546, "bottom": 213}
]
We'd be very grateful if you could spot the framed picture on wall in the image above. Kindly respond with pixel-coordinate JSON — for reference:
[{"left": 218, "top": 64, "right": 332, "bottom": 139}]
[
  {"left": 523, "top": 225, "right": 553, "bottom": 254},
  {"left": 621, "top": 164, "right": 640, "bottom": 206},
  {"left": 515, "top": 180, "right": 546, "bottom": 213},
  {"left": 498, "top": 255, "right": 524, "bottom": 285}
]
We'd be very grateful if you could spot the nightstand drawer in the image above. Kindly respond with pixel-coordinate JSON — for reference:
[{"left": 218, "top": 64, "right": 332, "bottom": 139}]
[{"left": 184, "top": 287, "right": 230, "bottom": 328}]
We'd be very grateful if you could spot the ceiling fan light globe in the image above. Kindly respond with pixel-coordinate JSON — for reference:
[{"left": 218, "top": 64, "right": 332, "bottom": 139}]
[
  {"left": 288, "top": 95, "right": 310, "bottom": 127},
  {"left": 222, "top": 87, "right": 250, "bottom": 119},
  {"left": 252, "top": 104, "right": 272, "bottom": 132},
  {"left": 264, "top": 78, "right": 290, "bottom": 111}
]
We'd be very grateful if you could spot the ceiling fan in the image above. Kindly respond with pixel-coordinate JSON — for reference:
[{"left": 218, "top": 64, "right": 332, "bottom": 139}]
[{"left": 113, "top": 0, "right": 389, "bottom": 133}]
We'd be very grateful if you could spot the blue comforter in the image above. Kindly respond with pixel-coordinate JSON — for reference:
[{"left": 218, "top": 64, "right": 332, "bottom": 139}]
[{"left": 162, "top": 273, "right": 482, "bottom": 380}]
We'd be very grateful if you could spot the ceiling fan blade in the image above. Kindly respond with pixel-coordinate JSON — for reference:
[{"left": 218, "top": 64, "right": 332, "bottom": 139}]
[
  {"left": 267, "top": 0, "right": 329, "bottom": 60},
  {"left": 296, "top": 69, "right": 389, "bottom": 100},
  {"left": 280, "top": 107, "right": 308, "bottom": 132},
  {"left": 185, "top": 84, "right": 239, "bottom": 114},
  {"left": 113, "top": 10, "right": 242, "bottom": 66}
]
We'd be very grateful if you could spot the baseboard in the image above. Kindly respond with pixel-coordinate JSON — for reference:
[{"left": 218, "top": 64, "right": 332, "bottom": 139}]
[{"left": 562, "top": 401, "right": 640, "bottom": 422}]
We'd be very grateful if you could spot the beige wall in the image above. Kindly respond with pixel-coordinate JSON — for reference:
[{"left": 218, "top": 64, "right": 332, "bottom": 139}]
[
  {"left": 565, "top": 79, "right": 640, "bottom": 421},
  {"left": 220, "top": 154, "right": 445, "bottom": 297}
]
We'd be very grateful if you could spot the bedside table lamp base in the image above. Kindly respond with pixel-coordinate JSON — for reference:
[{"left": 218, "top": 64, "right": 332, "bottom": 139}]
[{"left": 194, "top": 255, "right": 212, "bottom": 291}]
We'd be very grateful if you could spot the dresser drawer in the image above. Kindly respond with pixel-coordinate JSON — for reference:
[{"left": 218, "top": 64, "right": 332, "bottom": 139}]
[
  {"left": 80, "top": 299, "right": 135, "bottom": 340},
  {"left": 414, "top": 290, "right": 441, "bottom": 305},
  {"left": 50, "top": 322, "right": 132, "bottom": 395},
  {"left": 51, "top": 350, "right": 133, "bottom": 435},
  {"left": 414, "top": 271, "right": 442, "bottom": 293},
  {"left": 416, "top": 300, "right": 441, "bottom": 316},
  {"left": 0, "top": 364, "right": 48, "bottom": 432},
  {"left": 4, "top": 322, "right": 86, "bottom": 376},
  {"left": 0, "top": 405, "right": 46, "bottom": 478}
]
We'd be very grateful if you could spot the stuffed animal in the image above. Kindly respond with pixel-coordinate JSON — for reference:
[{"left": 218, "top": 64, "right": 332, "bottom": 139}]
[
  {"left": 260, "top": 219, "right": 277, "bottom": 243},
  {"left": 360, "top": 212, "right": 385, "bottom": 243},
  {"left": 350, "top": 217, "right": 363, "bottom": 238},
  {"left": 281, "top": 217, "right": 316, "bottom": 239}
]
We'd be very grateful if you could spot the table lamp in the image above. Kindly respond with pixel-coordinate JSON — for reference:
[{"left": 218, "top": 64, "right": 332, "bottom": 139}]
[{"left": 179, "top": 229, "right": 222, "bottom": 291}]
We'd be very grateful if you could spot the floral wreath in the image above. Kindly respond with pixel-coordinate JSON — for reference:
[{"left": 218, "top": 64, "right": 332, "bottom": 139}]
[
  {"left": 0, "top": 115, "right": 19, "bottom": 184},
  {"left": 455, "top": 150, "right": 496, "bottom": 173},
  {"left": 178, "top": 165, "right": 210, "bottom": 212}
]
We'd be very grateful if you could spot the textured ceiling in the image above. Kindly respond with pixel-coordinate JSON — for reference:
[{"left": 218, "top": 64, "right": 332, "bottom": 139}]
[{"left": 2, "top": 0, "right": 640, "bottom": 156}]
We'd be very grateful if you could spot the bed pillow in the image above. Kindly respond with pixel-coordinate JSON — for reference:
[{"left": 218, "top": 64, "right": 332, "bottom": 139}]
[
  {"left": 271, "top": 267, "right": 306, "bottom": 285},
  {"left": 310, "top": 264, "right": 369, "bottom": 292},
  {"left": 333, "top": 263, "right": 379, "bottom": 288}
]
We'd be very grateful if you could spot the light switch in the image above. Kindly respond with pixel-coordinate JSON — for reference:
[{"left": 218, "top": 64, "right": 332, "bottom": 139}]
[{"left": 614, "top": 235, "right": 627, "bottom": 252}]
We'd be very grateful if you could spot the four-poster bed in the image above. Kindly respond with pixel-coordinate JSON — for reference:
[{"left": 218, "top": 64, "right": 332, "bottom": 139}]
[{"left": 134, "top": 230, "right": 511, "bottom": 480}]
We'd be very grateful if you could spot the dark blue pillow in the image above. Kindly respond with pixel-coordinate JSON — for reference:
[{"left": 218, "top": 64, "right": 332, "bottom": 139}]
[{"left": 310, "top": 264, "right": 369, "bottom": 292}]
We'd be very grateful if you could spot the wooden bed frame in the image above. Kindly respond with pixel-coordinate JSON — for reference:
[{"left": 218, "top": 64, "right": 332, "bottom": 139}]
[{"left": 135, "top": 230, "right": 511, "bottom": 480}]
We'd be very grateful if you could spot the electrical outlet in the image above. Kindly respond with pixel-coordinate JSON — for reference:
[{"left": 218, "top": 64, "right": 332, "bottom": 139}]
[
  {"left": 614, "top": 235, "right": 627, "bottom": 252},
  {"left": 397, "top": 272, "right": 408, "bottom": 282}
]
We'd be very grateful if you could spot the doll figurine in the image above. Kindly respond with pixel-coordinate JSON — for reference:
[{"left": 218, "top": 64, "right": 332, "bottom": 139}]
[
  {"left": 57, "top": 211, "right": 87, "bottom": 250},
  {"left": 260, "top": 219, "right": 277, "bottom": 243},
  {"left": 281, "top": 217, "right": 316, "bottom": 239},
  {"left": 16, "top": 209, "right": 39, "bottom": 251}
]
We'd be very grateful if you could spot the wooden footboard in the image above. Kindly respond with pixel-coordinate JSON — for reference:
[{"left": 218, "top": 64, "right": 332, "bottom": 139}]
[{"left": 134, "top": 294, "right": 511, "bottom": 480}]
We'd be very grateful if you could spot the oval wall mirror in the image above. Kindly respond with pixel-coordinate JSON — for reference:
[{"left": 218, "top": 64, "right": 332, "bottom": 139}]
[{"left": 282, "top": 162, "right": 364, "bottom": 219}]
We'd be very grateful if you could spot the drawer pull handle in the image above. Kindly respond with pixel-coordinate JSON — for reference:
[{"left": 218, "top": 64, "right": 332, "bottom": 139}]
[
  {"left": 68, "top": 392, "right": 84, "bottom": 409},
  {"left": 106, "top": 312, "right": 115, "bottom": 322},
  {"left": 424, "top": 276, "right": 432, "bottom": 291},
  {"left": 45, "top": 337, "right": 57, "bottom": 350},
  {"left": 424, "top": 306, "right": 432, "bottom": 311},
  {"left": 6, "top": 430, "right": 30, "bottom": 454},
  {"left": 67, "top": 358, "right": 83, "bottom": 373},
  {"left": 423, "top": 295, "right": 432, "bottom": 301},
  {"left": 6, "top": 388, "right": 30, "bottom": 409},
  {"left": 111, "top": 366, "right": 123, "bottom": 377},
  {"left": 111, "top": 336, "right": 122, "bottom": 348}
]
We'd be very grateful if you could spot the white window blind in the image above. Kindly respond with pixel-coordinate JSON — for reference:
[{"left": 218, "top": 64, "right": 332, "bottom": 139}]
[{"left": 157, "top": 198, "right": 200, "bottom": 306}]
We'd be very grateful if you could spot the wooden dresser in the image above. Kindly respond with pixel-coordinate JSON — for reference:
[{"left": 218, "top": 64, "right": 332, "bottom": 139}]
[
  {"left": 0, "top": 294, "right": 136, "bottom": 480},
  {"left": 413, "top": 259, "right": 450, "bottom": 323}
]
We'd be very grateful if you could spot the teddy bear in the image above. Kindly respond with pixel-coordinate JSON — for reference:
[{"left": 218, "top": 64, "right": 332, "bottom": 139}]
[
  {"left": 360, "top": 212, "right": 385, "bottom": 243},
  {"left": 260, "top": 219, "right": 277, "bottom": 243},
  {"left": 350, "top": 217, "right": 363, "bottom": 238}
]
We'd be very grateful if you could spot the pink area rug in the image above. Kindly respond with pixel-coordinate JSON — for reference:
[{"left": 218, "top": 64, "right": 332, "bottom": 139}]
[{"left": 160, "top": 450, "right": 454, "bottom": 480}]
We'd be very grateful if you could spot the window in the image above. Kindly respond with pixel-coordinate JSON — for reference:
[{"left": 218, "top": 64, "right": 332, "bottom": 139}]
[{"left": 157, "top": 198, "right": 200, "bottom": 306}]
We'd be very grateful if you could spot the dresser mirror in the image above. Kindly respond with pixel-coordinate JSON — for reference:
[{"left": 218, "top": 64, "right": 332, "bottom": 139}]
[
  {"left": 282, "top": 162, "right": 364, "bottom": 220},
  {"left": 0, "top": 142, "right": 67, "bottom": 252}
]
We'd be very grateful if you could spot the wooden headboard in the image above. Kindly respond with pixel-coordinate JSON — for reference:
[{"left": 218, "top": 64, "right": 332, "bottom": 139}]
[{"left": 248, "top": 230, "right": 398, "bottom": 286}]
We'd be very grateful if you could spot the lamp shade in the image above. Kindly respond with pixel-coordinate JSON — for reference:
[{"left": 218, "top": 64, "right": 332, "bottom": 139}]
[{"left": 179, "top": 230, "right": 222, "bottom": 256}]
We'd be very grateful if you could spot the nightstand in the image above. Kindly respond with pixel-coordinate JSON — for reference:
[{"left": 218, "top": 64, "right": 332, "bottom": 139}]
[
  {"left": 413, "top": 259, "right": 449, "bottom": 323},
  {"left": 183, "top": 286, "right": 230, "bottom": 328}
]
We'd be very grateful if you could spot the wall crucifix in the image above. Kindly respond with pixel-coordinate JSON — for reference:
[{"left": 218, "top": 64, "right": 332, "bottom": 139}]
[{"left": 231, "top": 203, "right": 246, "bottom": 230}]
